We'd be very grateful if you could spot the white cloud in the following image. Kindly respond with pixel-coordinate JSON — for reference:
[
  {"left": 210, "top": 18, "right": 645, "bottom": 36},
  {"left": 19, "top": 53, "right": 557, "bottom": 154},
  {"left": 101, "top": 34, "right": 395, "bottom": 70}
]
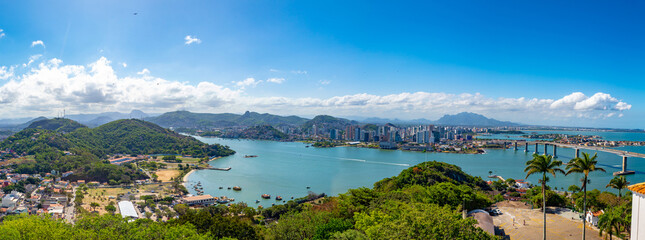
[
  {"left": 137, "top": 68, "right": 150, "bottom": 75},
  {"left": 0, "top": 57, "right": 239, "bottom": 116},
  {"left": 267, "top": 78, "right": 285, "bottom": 84},
  {"left": 269, "top": 69, "right": 280, "bottom": 72},
  {"left": 31, "top": 40, "right": 45, "bottom": 48},
  {"left": 235, "top": 78, "right": 261, "bottom": 88},
  {"left": 184, "top": 35, "right": 201, "bottom": 45},
  {"left": 0, "top": 66, "right": 13, "bottom": 80},
  {"left": 0, "top": 29, "right": 5, "bottom": 39},
  {"left": 25, "top": 54, "right": 42, "bottom": 66},
  {"left": 0, "top": 56, "right": 632, "bottom": 125},
  {"left": 291, "top": 70, "right": 307, "bottom": 74},
  {"left": 121, "top": 62, "right": 127, "bottom": 68},
  {"left": 319, "top": 80, "right": 330, "bottom": 85}
]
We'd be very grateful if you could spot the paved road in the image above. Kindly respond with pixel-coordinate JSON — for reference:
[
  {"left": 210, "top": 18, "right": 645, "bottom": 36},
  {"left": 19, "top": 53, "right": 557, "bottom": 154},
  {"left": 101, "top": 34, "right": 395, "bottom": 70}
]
[{"left": 493, "top": 207, "right": 603, "bottom": 240}]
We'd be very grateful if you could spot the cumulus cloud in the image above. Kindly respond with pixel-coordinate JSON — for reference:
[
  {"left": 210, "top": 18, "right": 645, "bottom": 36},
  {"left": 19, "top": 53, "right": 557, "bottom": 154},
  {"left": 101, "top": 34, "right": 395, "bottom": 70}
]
[
  {"left": 0, "top": 57, "right": 239, "bottom": 116},
  {"left": 0, "top": 56, "right": 632, "bottom": 124},
  {"left": 137, "top": 68, "right": 150, "bottom": 75},
  {"left": 31, "top": 40, "right": 45, "bottom": 48},
  {"left": 235, "top": 78, "right": 261, "bottom": 88},
  {"left": 0, "top": 66, "right": 13, "bottom": 80},
  {"left": 0, "top": 29, "right": 5, "bottom": 38},
  {"left": 267, "top": 78, "right": 285, "bottom": 84},
  {"left": 184, "top": 35, "right": 201, "bottom": 45}
]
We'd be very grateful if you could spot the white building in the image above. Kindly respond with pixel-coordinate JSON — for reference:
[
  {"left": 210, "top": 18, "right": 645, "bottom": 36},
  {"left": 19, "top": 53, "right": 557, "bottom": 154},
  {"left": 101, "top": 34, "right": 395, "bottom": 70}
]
[
  {"left": 181, "top": 195, "right": 215, "bottom": 206},
  {"left": 629, "top": 182, "right": 645, "bottom": 240},
  {"left": 118, "top": 201, "right": 139, "bottom": 220},
  {"left": 1, "top": 191, "right": 22, "bottom": 208},
  {"left": 585, "top": 210, "right": 603, "bottom": 227}
]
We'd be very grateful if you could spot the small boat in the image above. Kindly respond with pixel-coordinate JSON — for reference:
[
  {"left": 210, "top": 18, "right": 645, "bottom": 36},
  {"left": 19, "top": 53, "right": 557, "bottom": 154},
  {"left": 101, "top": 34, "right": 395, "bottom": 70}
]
[
  {"left": 217, "top": 199, "right": 229, "bottom": 204},
  {"left": 227, "top": 187, "right": 231, "bottom": 190},
  {"left": 244, "top": 155, "right": 258, "bottom": 158},
  {"left": 276, "top": 196, "right": 282, "bottom": 201},
  {"left": 306, "top": 186, "right": 311, "bottom": 189},
  {"left": 256, "top": 200, "right": 260, "bottom": 203},
  {"left": 261, "top": 194, "right": 271, "bottom": 199},
  {"left": 305, "top": 146, "right": 310, "bottom": 148},
  {"left": 291, "top": 197, "right": 294, "bottom": 199},
  {"left": 219, "top": 186, "right": 223, "bottom": 189},
  {"left": 233, "top": 186, "right": 242, "bottom": 191},
  {"left": 229, "top": 198, "right": 235, "bottom": 202}
]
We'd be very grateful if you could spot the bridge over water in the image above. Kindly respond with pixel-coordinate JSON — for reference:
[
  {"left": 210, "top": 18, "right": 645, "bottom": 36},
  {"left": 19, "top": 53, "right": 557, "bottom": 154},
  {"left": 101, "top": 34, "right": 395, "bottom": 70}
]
[{"left": 496, "top": 140, "right": 640, "bottom": 176}]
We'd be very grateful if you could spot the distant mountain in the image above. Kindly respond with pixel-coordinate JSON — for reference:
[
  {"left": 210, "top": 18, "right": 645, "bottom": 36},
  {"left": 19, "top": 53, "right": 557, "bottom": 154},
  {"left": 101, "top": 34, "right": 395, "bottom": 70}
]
[
  {"left": 228, "top": 125, "right": 288, "bottom": 140},
  {"left": 13, "top": 117, "right": 48, "bottom": 130},
  {"left": 26, "top": 118, "right": 87, "bottom": 133},
  {"left": 360, "top": 117, "right": 434, "bottom": 125},
  {"left": 148, "top": 110, "right": 309, "bottom": 129},
  {"left": 302, "top": 115, "right": 358, "bottom": 131},
  {"left": 435, "top": 112, "right": 519, "bottom": 127},
  {"left": 66, "top": 110, "right": 151, "bottom": 126}
]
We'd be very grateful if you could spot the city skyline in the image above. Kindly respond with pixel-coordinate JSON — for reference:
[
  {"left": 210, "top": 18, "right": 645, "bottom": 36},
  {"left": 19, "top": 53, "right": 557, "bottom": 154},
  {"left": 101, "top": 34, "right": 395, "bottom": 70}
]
[{"left": 0, "top": 1, "right": 642, "bottom": 128}]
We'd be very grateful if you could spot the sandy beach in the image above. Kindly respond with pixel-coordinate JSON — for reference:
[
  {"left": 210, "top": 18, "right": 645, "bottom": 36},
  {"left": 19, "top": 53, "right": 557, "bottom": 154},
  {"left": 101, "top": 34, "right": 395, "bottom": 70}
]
[{"left": 183, "top": 169, "right": 196, "bottom": 188}]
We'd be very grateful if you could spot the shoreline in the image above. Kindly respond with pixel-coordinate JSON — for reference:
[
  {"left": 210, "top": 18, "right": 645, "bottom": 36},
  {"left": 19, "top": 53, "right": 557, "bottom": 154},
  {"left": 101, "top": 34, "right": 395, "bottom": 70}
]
[{"left": 182, "top": 169, "right": 196, "bottom": 189}]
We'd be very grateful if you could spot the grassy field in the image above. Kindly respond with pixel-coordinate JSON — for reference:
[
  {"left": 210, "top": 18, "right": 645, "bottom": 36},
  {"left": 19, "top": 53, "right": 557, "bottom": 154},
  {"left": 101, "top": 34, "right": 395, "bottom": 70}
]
[
  {"left": 81, "top": 187, "right": 130, "bottom": 214},
  {"left": 0, "top": 155, "right": 35, "bottom": 166},
  {"left": 155, "top": 169, "right": 181, "bottom": 182}
]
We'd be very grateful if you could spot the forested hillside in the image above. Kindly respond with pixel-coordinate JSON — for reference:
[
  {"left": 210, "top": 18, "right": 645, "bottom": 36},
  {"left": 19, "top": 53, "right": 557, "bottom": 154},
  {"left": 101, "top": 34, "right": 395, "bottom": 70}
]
[{"left": 0, "top": 161, "right": 498, "bottom": 239}]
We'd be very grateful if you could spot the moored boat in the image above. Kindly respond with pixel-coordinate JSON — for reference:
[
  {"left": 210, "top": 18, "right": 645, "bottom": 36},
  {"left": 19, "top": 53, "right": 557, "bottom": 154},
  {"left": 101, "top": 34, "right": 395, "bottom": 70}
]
[
  {"left": 233, "top": 186, "right": 242, "bottom": 191},
  {"left": 275, "top": 196, "right": 282, "bottom": 201},
  {"left": 261, "top": 194, "right": 270, "bottom": 199}
]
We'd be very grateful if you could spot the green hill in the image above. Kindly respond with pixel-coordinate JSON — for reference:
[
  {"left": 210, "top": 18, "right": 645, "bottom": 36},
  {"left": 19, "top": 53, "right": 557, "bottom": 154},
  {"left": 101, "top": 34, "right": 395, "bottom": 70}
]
[
  {"left": 2, "top": 119, "right": 235, "bottom": 158},
  {"left": 26, "top": 118, "right": 87, "bottom": 133},
  {"left": 301, "top": 115, "right": 357, "bottom": 131},
  {"left": 234, "top": 125, "right": 288, "bottom": 140},
  {"left": 148, "top": 110, "right": 308, "bottom": 129}
]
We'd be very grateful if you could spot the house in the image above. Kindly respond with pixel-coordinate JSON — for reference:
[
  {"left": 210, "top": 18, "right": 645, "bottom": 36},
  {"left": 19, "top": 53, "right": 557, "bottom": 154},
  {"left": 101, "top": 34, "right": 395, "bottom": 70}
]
[
  {"left": 585, "top": 210, "right": 603, "bottom": 226},
  {"left": 1, "top": 191, "right": 22, "bottom": 208},
  {"left": 629, "top": 182, "right": 645, "bottom": 240},
  {"left": 181, "top": 195, "right": 216, "bottom": 206},
  {"left": 514, "top": 179, "right": 530, "bottom": 189},
  {"left": 62, "top": 171, "right": 73, "bottom": 178}
]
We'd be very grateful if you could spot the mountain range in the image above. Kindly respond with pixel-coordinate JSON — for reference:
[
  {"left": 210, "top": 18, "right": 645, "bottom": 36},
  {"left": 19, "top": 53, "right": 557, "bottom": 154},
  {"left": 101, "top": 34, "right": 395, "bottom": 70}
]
[{"left": 0, "top": 111, "right": 521, "bottom": 132}]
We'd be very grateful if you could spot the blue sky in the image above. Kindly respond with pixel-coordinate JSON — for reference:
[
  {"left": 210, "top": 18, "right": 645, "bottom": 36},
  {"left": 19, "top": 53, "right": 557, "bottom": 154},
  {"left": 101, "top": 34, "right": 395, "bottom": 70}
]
[{"left": 0, "top": 1, "right": 643, "bottom": 128}]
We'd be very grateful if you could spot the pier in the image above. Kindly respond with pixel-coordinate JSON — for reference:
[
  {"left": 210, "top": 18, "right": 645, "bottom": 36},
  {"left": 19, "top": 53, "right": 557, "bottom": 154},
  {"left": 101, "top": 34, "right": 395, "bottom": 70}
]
[
  {"left": 533, "top": 141, "right": 642, "bottom": 175},
  {"left": 198, "top": 167, "right": 232, "bottom": 171}
]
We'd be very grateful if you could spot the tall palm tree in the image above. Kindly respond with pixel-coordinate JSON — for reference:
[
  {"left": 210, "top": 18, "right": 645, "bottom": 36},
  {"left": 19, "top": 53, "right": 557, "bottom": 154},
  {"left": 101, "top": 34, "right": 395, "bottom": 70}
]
[
  {"left": 566, "top": 152, "right": 605, "bottom": 240},
  {"left": 525, "top": 153, "right": 564, "bottom": 240},
  {"left": 606, "top": 176, "right": 629, "bottom": 197}
]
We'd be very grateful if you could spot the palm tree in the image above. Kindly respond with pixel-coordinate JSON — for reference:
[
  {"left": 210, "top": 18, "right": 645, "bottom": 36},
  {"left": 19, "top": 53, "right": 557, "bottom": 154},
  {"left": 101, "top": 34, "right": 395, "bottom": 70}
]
[
  {"left": 597, "top": 209, "right": 624, "bottom": 240},
  {"left": 606, "top": 176, "right": 629, "bottom": 197},
  {"left": 524, "top": 153, "right": 564, "bottom": 240},
  {"left": 566, "top": 152, "right": 605, "bottom": 240}
]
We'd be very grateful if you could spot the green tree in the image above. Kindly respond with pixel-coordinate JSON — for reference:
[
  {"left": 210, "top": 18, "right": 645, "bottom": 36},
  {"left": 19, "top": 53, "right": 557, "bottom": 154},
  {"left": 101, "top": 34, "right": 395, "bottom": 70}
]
[
  {"left": 606, "top": 176, "right": 629, "bottom": 197},
  {"left": 568, "top": 184, "right": 581, "bottom": 193},
  {"left": 565, "top": 152, "right": 605, "bottom": 240},
  {"left": 105, "top": 204, "right": 117, "bottom": 214},
  {"left": 90, "top": 202, "right": 100, "bottom": 212},
  {"left": 524, "top": 153, "right": 564, "bottom": 240},
  {"left": 597, "top": 208, "right": 624, "bottom": 240}
]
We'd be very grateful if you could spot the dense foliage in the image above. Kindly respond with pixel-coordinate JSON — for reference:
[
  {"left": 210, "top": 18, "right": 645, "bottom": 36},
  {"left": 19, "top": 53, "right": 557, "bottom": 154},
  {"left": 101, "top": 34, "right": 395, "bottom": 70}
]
[
  {"left": 148, "top": 110, "right": 308, "bottom": 129},
  {"left": 26, "top": 118, "right": 87, "bottom": 133},
  {"left": 301, "top": 115, "right": 357, "bottom": 132},
  {"left": 1, "top": 119, "right": 234, "bottom": 158},
  {"left": 222, "top": 125, "right": 288, "bottom": 140},
  {"left": 0, "top": 161, "right": 498, "bottom": 239}
]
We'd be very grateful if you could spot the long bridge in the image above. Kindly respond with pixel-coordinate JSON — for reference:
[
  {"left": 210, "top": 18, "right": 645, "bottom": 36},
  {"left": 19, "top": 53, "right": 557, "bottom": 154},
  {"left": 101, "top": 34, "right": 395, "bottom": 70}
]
[{"left": 496, "top": 140, "right": 640, "bottom": 176}]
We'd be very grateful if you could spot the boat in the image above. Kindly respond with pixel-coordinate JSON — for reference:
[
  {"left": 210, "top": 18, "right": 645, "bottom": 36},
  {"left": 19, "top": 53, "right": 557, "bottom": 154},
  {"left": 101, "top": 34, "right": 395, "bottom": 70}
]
[
  {"left": 305, "top": 146, "right": 310, "bottom": 148},
  {"left": 229, "top": 198, "right": 235, "bottom": 202},
  {"left": 275, "top": 196, "right": 282, "bottom": 201},
  {"left": 244, "top": 155, "right": 258, "bottom": 158},
  {"left": 217, "top": 199, "right": 229, "bottom": 204},
  {"left": 233, "top": 186, "right": 242, "bottom": 191},
  {"left": 219, "top": 186, "right": 223, "bottom": 189},
  {"left": 256, "top": 200, "right": 260, "bottom": 203},
  {"left": 306, "top": 186, "right": 311, "bottom": 189},
  {"left": 227, "top": 187, "right": 231, "bottom": 190},
  {"left": 261, "top": 194, "right": 271, "bottom": 199}
]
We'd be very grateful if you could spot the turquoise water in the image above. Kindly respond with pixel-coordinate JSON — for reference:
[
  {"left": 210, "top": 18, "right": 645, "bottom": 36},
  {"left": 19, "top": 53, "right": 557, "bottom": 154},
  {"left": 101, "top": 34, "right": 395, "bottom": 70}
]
[{"left": 188, "top": 137, "right": 645, "bottom": 207}]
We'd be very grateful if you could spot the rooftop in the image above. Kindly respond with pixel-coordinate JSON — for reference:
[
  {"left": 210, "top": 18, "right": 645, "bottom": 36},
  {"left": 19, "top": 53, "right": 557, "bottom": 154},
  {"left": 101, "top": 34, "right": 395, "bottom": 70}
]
[
  {"left": 118, "top": 201, "right": 138, "bottom": 219},
  {"left": 183, "top": 195, "right": 215, "bottom": 201},
  {"left": 628, "top": 182, "right": 645, "bottom": 195}
]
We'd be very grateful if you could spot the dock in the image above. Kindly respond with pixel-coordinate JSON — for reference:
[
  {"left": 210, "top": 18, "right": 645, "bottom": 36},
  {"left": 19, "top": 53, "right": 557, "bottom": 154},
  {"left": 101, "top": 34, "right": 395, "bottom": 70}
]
[{"left": 198, "top": 167, "right": 232, "bottom": 171}]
